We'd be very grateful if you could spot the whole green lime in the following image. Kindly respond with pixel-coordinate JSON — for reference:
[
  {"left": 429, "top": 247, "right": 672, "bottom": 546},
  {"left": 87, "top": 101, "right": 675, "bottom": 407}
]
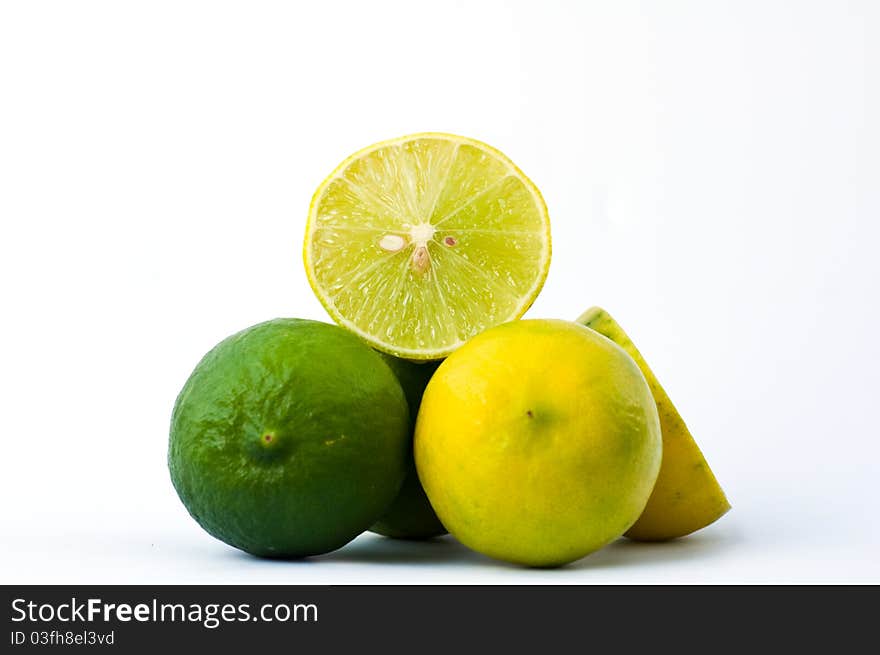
[
  {"left": 370, "top": 356, "right": 446, "bottom": 540},
  {"left": 169, "top": 318, "right": 410, "bottom": 558}
]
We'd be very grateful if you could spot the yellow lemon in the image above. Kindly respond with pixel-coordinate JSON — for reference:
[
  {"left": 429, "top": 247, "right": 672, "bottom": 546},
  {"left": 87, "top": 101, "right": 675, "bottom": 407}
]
[{"left": 414, "top": 319, "right": 662, "bottom": 567}]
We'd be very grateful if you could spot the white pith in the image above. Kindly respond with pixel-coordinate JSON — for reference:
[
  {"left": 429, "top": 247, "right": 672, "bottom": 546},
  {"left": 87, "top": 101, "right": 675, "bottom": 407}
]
[{"left": 409, "top": 222, "right": 436, "bottom": 245}]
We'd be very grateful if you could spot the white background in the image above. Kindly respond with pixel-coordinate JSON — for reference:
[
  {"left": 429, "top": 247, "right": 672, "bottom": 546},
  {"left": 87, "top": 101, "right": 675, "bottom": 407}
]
[{"left": 1, "top": 1, "right": 878, "bottom": 584}]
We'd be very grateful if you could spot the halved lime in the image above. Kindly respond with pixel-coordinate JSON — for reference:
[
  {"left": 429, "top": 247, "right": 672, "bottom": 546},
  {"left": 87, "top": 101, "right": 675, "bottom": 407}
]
[{"left": 303, "top": 133, "right": 551, "bottom": 360}]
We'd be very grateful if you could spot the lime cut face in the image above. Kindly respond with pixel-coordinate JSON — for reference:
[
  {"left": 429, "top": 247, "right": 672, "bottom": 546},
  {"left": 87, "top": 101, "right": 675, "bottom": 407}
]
[{"left": 304, "top": 133, "right": 551, "bottom": 360}]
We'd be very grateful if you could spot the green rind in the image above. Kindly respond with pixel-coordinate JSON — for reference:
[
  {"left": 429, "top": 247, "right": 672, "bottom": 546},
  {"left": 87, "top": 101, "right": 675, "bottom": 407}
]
[
  {"left": 169, "top": 318, "right": 410, "bottom": 557},
  {"left": 370, "top": 355, "right": 447, "bottom": 539}
]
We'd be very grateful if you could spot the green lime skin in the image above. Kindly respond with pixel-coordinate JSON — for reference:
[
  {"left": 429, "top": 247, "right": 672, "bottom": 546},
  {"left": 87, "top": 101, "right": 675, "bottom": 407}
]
[
  {"left": 169, "top": 318, "right": 410, "bottom": 558},
  {"left": 370, "top": 356, "right": 447, "bottom": 540}
]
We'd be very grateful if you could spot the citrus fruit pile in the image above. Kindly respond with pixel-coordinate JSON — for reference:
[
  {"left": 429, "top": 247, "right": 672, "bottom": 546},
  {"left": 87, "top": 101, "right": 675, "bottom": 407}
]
[{"left": 169, "top": 133, "right": 729, "bottom": 567}]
